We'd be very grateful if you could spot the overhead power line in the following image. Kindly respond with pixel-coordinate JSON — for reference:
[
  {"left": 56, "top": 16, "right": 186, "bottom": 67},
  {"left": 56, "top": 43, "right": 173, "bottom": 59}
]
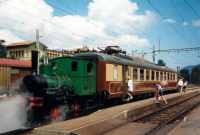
[
  {"left": 183, "top": 0, "right": 200, "bottom": 18},
  {"left": 153, "top": 47, "right": 200, "bottom": 53},
  {"left": 170, "top": 0, "right": 185, "bottom": 22},
  {"left": 137, "top": 46, "right": 200, "bottom": 62},
  {"left": 146, "top": 0, "right": 190, "bottom": 44}
]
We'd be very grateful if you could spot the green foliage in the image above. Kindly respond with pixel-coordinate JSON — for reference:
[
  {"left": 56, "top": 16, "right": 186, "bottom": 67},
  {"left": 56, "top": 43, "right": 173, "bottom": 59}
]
[
  {"left": 191, "top": 65, "right": 200, "bottom": 84},
  {"left": 157, "top": 59, "right": 166, "bottom": 66},
  {"left": 180, "top": 69, "right": 190, "bottom": 81},
  {"left": 0, "top": 46, "right": 7, "bottom": 58}
]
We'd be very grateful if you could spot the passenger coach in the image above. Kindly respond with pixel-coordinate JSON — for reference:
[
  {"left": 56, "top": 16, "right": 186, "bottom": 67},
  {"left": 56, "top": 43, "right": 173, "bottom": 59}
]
[{"left": 75, "top": 52, "right": 177, "bottom": 99}]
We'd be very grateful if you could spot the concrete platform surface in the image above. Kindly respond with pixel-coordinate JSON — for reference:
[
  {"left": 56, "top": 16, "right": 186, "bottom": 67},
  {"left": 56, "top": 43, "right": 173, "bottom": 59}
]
[
  {"left": 30, "top": 89, "right": 200, "bottom": 135},
  {"left": 169, "top": 104, "right": 200, "bottom": 135}
]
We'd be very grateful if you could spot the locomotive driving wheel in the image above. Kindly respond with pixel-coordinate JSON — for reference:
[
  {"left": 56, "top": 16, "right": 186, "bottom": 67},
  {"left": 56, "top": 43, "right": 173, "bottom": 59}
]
[
  {"left": 50, "top": 105, "right": 69, "bottom": 121},
  {"left": 71, "top": 100, "right": 81, "bottom": 117}
]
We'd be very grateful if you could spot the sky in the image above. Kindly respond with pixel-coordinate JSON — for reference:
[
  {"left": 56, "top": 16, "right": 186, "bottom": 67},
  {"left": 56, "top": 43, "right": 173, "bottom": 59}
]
[{"left": 0, "top": 0, "right": 199, "bottom": 69}]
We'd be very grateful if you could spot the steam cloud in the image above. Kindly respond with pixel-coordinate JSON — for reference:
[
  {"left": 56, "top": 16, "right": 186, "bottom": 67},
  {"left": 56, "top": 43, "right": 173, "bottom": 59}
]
[{"left": 0, "top": 95, "right": 27, "bottom": 134}]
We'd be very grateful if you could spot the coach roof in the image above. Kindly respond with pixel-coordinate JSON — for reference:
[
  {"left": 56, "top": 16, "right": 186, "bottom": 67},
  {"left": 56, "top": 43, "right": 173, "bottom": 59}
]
[{"left": 74, "top": 52, "right": 176, "bottom": 73}]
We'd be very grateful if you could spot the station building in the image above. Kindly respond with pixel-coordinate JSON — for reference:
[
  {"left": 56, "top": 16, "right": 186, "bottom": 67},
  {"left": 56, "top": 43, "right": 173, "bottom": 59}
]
[
  {"left": 47, "top": 49, "right": 73, "bottom": 59},
  {"left": 6, "top": 41, "right": 47, "bottom": 61},
  {"left": 0, "top": 58, "right": 31, "bottom": 91}
]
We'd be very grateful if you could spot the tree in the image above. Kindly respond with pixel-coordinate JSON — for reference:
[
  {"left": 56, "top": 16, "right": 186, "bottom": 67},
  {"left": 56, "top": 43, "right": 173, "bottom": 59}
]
[
  {"left": 157, "top": 59, "right": 166, "bottom": 66},
  {"left": 191, "top": 65, "right": 200, "bottom": 84},
  {"left": 0, "top": 40, "right": 7, "bottom": 58},
  {"left": 180, "top": 69, "right": 190, "bottom": 82}
]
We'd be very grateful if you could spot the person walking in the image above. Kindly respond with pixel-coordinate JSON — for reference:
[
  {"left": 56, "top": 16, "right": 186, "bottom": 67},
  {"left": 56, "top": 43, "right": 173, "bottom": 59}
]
[
  {"left": 122, "top": 78, "right": 133, "bottom": 102},
  {"left": 183, "top": 80, "right": 188, "bottom": 92},
  {"left": 127, "top": 78, "right": 133, "bottom": 101},
  {"left": 154, "top": 84, "right": 168, "bottom": 105},
  {"left": 177, "top": 79, "right": 184, "bottom": 93}
]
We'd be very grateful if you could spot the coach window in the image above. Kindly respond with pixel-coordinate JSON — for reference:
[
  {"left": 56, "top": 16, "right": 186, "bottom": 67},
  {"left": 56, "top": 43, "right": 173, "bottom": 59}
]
[
  {"left": 113, "top": 65, "right": 118, "bottom": 80},
  {"left": 173, "top": 74, "right": 175, "bottom": 80},
  {"left": 167, "top": 72, "right": 169, "bottom": 80},
  {"left": 151, "top": 70, "right": 155, "bottom": 80},
  {"left": 87, "top": 62, "right": 93, "bottom": 74},
  {"left": 164, "top": 72, "right": 166, "bottom": 80},
  {"left": 125, "top": 66, "right": 129, "bottom": 80},
  {"left": 128, "top": 67, "right": 132, "bottom": 80},
  {"left": 156, "top": 71, "right": 159, "bottom": 80},
  {"left": 146, "top": 69, "right": 150, "bottom": 80},
  {"left": 72, "top": 61, "right": 78, "bottom": 72},
  {"left": 171, "top": 73, "right": 173, "bottom": 80},
  {"left": 140, "top": 69, "right": 144, "bottom": 81},
  {"left": 160, "top": 72, "right": 163, "bottom": 80},
  {"left": 133, "top": 68, "right": 138, "bottom": 80}
]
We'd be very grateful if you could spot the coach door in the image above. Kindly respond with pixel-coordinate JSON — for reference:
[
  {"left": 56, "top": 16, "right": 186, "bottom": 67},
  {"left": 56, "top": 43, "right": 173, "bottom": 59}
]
[
  {"left": 84, "top": 61, "right": 96, "bottom": 96},
  {"left": 122, "top": 65, "right": 128, "bottom": 92},
  {"left": 122, "top": 65, "right": 126, "bottom": 82}
]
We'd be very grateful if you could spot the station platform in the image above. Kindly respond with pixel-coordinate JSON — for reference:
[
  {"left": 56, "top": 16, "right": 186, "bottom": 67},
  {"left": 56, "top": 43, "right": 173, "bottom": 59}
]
[
  {"left": 29, "top": 89, "right": 200, "bottom": 135},
  {"left": 169, "top": 103, "right": 200, "bottom": 135}
]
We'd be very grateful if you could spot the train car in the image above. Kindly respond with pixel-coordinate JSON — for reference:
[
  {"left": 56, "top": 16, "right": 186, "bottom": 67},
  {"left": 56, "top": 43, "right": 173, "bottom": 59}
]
[
  {"left": 22, "top": 51, "right": 177, "bottom": 123},
  {"left": 74, "top": 52, "right": 177, "bottom": 100}
]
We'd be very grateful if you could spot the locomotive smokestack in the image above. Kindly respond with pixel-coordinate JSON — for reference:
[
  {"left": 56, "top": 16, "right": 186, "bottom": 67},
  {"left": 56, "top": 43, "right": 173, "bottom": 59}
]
[{"left": 31, "top": 51, "right": 39, "bottom": 74}]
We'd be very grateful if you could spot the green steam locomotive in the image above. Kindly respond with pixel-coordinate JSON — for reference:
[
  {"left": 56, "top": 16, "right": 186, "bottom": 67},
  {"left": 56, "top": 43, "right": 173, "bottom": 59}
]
[{"left": 23, "top": 56, "right": 98, "bottom": 122}]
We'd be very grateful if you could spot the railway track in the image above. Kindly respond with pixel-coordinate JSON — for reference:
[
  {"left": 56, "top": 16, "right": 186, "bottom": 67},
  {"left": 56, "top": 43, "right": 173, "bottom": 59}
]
[{"left": 134, "top": 91, "right": 200, "bottom": 135}]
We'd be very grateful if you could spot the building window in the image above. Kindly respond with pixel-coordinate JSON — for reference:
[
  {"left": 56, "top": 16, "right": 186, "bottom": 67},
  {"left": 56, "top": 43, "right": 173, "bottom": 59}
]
[
  {"left": 87, "top": 63, "right": 93, "bottom": 73},
  {"left": 113, "top": 65, "right": 118, "bottom": 80},
  {"left": 146, "top": 69, "right": 150, "bottom": 80},
  {"left": 140, "top": 69, "right": 144, "bottom": 81},
  {"left": 22, "top": 51, "right": 24, "bottom": 57},
  {"left": 151, "top": 70, "right": 155, "bottom": 80},
  {"left": 133, "top": 68, "right": 138, "bottom": 80},
  {"left": 71, "top": 61, "right": 78, "bottom": 72}
]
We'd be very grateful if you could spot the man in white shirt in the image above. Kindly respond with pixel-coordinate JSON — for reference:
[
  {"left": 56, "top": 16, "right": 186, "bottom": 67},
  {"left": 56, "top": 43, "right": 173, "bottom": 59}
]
[
  {"left": 177, "top": 79, "right": 184, "bottom": 93},
  {"left": 127, "top": 78, "right": 133, "bottom": 101}
]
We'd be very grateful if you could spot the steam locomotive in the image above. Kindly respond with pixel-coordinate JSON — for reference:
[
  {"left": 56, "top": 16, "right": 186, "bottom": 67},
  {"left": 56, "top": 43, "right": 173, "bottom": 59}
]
[{"left": 23, "top": 48, "right": 177, "bottom": 123}]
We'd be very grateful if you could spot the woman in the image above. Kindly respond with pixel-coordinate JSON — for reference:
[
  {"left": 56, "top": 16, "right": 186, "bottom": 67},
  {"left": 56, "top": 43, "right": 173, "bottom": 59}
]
[{"left": 154, "top": 84, "right": 168, "bottom": 104}]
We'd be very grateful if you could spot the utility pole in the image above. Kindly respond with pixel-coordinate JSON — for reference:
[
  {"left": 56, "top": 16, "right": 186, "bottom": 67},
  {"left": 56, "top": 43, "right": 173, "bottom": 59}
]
[
  {"left": 36, "top": 29, "right": 40, "bottom": 75},
  {"left": 152, "top": 44, "right": 156, "bottom": 63},
  {"left": 158, "top": 39, "right": 160, "bottom": 55}
]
